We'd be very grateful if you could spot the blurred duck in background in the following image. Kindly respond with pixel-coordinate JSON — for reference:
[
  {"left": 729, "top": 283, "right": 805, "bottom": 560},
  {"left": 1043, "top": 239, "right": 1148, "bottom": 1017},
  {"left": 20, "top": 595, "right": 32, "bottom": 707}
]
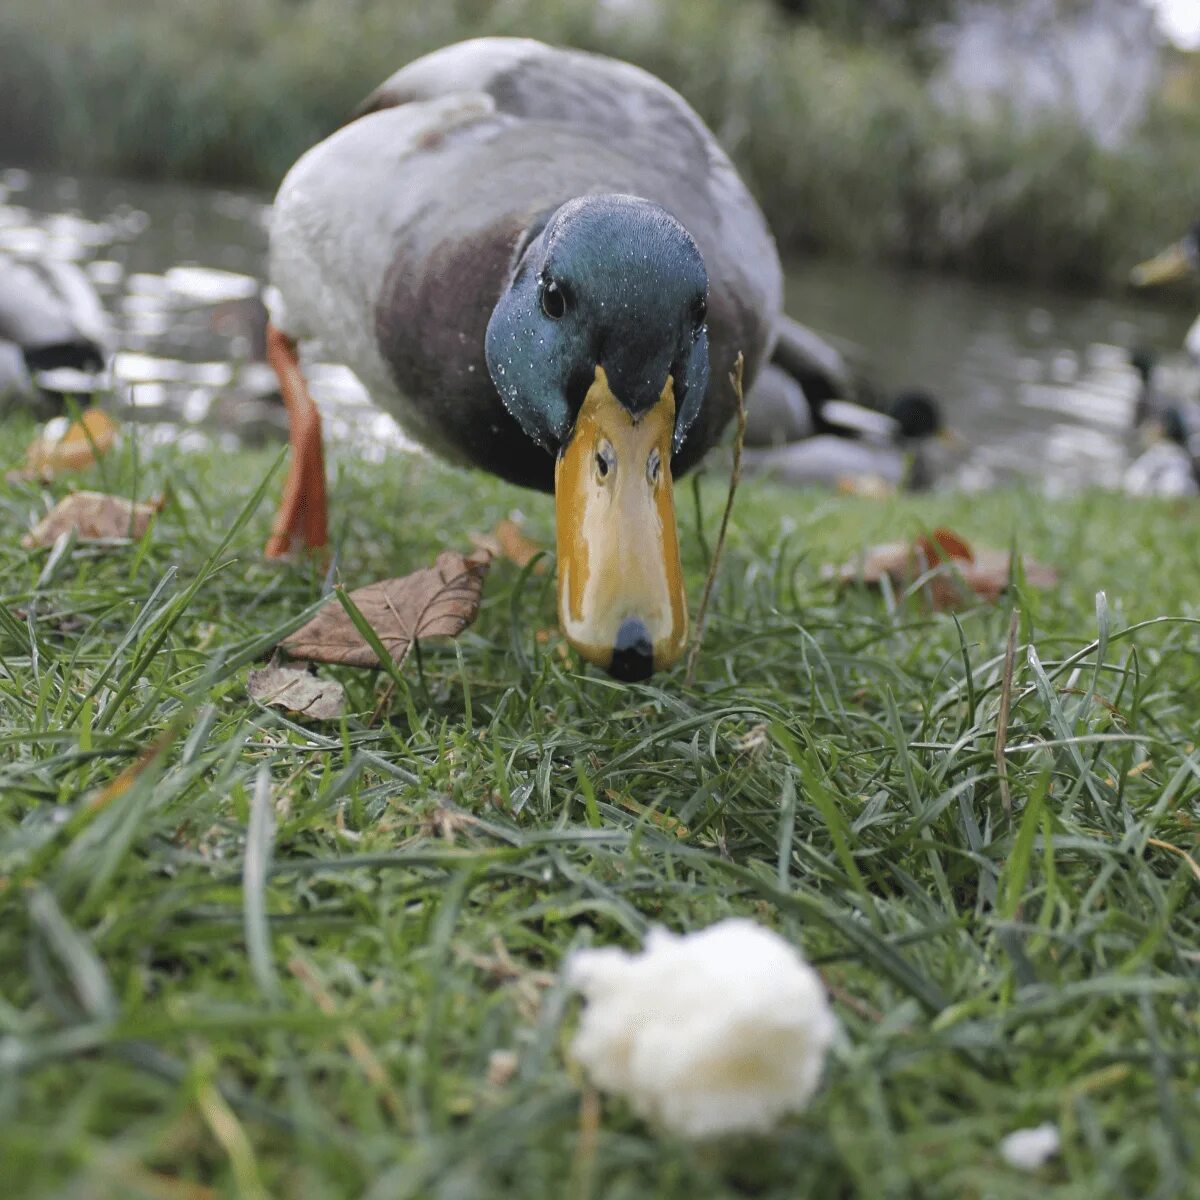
[
  {"left": 743, "top": 389, "right": 950, "bottom": 491},
  {"left": 1130, "top": 346, "right": 1160, "bottom": 427},
  {"left": 1130, "top": 220, "right": 1200, "bottom": 362},
  {"left": 743, "top": 314, "right": 955, "bottom": 491},
  {"left": 0, "top": 251, "right": 111, "bottom": 403},
  {"left": 1123, "top": 405, "right": 1199, "bottom": 497},
  {"left": 1128, "top": 345, "right": 1200, "bottom": 432}
]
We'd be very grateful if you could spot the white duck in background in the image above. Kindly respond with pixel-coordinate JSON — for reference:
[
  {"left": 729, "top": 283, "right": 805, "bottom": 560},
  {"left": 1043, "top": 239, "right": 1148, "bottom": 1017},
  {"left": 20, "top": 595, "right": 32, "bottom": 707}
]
[{"left": 0, "top": 251, "right": 111, "bottom": 400}]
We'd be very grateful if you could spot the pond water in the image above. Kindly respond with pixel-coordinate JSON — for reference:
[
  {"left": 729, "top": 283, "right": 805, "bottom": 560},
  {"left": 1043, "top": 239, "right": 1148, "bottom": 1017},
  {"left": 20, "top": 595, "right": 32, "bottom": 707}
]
[{"left": 3, "top": 166, "right": 1196, "bottom": 492}]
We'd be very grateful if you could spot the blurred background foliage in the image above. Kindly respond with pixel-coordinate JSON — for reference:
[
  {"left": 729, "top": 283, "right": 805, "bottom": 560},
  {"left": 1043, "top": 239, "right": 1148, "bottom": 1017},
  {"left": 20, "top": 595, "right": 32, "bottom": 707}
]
[{"left": 1, "top": 0, "right": 1197, "bottom": 289}]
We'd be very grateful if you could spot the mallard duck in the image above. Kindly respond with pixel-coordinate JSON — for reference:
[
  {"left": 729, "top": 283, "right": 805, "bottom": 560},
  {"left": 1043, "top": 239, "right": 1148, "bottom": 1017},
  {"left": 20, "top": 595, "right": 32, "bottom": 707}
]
[
  {"left": 742, "top": 313, "right": 958, "bottom": 492},
  {"left": 1128, "top": 346, "right": 1200, "bottom": 432},
  {"left": 0, "top": 252, "right": 110, "bottom": 398},
  {"left": 743, "top": 314, "right": 888, "bottom": 446},
  {"left": 740, "top": 390, "right": 948, "bottom": 491},
  {"left": 265, "top": 37, "right": 783, "bottom": 680},
  {"left": 1130, "top": 221, "right": 1200, "bottom": 362},
  {"left": 1129, "top": 347, "right": 1159, "bottom": 427},
  {"left": 1123, "top": 406, "right": 1199, "bottom": 497}
]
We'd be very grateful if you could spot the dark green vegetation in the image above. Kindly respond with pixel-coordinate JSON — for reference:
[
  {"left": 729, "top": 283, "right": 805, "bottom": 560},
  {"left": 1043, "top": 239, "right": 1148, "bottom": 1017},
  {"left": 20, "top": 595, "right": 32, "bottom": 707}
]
[
  {"left": 2, "top": 0, "right": 1198, "bottom": 289},
  {"left": 1, "top": 429, "right": 1197, "bottom": 1198}
]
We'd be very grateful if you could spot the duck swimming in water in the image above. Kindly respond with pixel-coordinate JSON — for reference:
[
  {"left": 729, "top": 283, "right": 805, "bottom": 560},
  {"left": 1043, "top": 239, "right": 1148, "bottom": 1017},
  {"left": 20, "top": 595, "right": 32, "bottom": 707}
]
[{"left": 264, "top": 37, "right": 787, "bottom": 680}]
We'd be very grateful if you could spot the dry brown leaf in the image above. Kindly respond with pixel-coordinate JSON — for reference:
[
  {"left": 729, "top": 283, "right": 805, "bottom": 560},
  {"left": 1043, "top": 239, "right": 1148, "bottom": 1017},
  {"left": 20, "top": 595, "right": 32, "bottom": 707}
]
[
  {"left": 21, "top": 490, "right": 165, "bottom": 549},
  {"left": 247, "top": 665, "right": 346, "bottom": 720},
  {"left": 88, "top": 730, "right": 177, "bottom": 815},
  {"left": 468, "top": 531, "right": 504, "bottom": 558},
  {"left": 494, "top": 518, "right": 546, "bottom": 573},
  {"left": 283, "top": 548, "right": 492, "bottom": 668},
  {"left": 824, "top": 526, "right": 1057, "bottom": 610},
  {"left": 916, "top": 528, "right": 974, "bottom": 564},
  {"left": 487, "top": 1049, "right": 519, "bottom": 1088},
  {"left": 964, "top": 547, "right": 1059, "bottom": 601},
  {"left": 606, "top": 789, "right": 690, "bottom": 838},
  {"left": 471, "top": 518, "right": 547, "bottom": 574},
  {"left": 835, "top": 473, "right": 896, "bottom": 499},
  {"left": 13, "top": 409, "right": 119, "bottom": 481}
]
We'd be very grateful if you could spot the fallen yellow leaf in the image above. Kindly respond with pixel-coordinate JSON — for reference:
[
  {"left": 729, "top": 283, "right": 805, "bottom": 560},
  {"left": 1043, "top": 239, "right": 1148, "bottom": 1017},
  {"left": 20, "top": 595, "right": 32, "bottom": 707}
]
[{"left": 14, "top": 409, "right": 119, "bottom": 481}]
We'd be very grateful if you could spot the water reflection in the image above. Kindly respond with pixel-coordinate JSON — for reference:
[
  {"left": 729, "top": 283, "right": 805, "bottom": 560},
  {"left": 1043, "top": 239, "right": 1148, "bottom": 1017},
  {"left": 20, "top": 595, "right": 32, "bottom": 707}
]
[
  {"left": 784, "top": 258, "right": 1196, "bottom": 491},
  {"left": 0, "top": 166, "right": 413, "bottom": 463},
  {"left": 2, "top": 166, "right": 1196, "bottom": 491}
]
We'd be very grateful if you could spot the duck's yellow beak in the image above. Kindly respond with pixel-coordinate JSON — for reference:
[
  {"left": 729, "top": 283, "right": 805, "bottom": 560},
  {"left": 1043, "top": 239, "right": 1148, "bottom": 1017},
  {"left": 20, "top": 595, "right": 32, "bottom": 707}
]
[
  {"left": 554, "top": 365, "right": 687, "bottom": 680},
  {"left": 1131, "top": 240, "right": 1195, "bottom": 288}
]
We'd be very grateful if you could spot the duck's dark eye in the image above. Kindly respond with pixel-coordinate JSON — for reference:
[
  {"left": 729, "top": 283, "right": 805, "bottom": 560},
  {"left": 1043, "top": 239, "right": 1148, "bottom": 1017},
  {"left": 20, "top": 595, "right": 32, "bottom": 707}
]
[
  {"left": 595, "top": 441, "right": 615, "bottom": 481},
  {"left": 691, "top": 295, "right": 707, "bottom": 333},
  {"left": 646, "top": 447, "right": 661, "bottom": 486},
  {"left": 541, "top": 279, "right": 567, "bottom": 320}
]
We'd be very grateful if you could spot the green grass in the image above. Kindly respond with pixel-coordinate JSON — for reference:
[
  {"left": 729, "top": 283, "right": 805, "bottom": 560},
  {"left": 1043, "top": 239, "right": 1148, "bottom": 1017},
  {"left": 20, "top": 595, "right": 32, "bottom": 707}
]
[{"left": 1, "top": 427, "right": 1198, "bottom": 1198}]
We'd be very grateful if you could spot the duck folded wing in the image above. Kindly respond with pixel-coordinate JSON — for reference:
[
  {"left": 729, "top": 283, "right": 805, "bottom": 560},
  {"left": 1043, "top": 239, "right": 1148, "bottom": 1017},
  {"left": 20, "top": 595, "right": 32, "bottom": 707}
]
[{"left": 352, "top": 37, "right": 728, "bottom": 184}]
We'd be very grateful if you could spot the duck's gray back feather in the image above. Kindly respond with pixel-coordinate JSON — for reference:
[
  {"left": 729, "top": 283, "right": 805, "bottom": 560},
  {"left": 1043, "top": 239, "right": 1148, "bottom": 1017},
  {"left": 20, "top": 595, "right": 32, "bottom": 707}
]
[{"left": 269, "top": 38, "right": 782, "bottom": 488}]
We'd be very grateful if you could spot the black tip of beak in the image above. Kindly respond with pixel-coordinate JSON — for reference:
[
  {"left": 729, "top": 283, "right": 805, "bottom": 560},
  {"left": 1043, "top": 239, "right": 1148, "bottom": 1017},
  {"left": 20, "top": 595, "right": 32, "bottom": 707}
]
[{"left": 609, "top": 618, "right": 654, "bottom": 682}]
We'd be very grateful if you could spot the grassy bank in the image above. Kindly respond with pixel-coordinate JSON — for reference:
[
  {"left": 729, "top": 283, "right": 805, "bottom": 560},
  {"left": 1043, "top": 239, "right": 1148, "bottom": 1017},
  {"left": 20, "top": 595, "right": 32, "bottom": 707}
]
[
  {"left": 1, "top": 0, "right": 1198, "bottom": 289},
  {"left": 1, "top": 428, "right": 1197, "bottom": 1197}
]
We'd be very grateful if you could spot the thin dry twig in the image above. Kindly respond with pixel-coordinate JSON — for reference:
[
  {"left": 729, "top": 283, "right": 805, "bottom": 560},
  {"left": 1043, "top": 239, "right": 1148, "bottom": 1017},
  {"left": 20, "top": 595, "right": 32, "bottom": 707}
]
[
  {"left": 288, "top": 956, "right": 404, "bottom": 1123},
  {"left": 571, "top": 1084, "right": 602, "bottom": 1200},
  {"left": 1081, "top": 828, "right": 1200, "bottom": 885},
  {"left": 99, "top": 1157, "right": 217, "bottom": 1200},
  {"left": 996, "top": 608, "right": 1020, "bottom": 814},
  {"left": 193, "top": 1076, "right": 267, "bottom": 1200},
  {"left": 1146, "top": 837, "right": 1200, "bottom": 883},
  {"left": 685, "top": 352, "right": 745, "bottom": 685},
  {"left": 821, "top": 976, "right": 885, "bottom": 1024}
]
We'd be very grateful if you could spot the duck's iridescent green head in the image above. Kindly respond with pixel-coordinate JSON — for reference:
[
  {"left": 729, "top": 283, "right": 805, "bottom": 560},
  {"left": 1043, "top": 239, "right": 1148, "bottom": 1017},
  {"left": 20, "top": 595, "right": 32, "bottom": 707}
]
[
  {"left": 486, "top": 195, "right": 710, "bottom": 454},
  {"left": 485, "top": 195, "right": 710, "bottom": 681}
]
